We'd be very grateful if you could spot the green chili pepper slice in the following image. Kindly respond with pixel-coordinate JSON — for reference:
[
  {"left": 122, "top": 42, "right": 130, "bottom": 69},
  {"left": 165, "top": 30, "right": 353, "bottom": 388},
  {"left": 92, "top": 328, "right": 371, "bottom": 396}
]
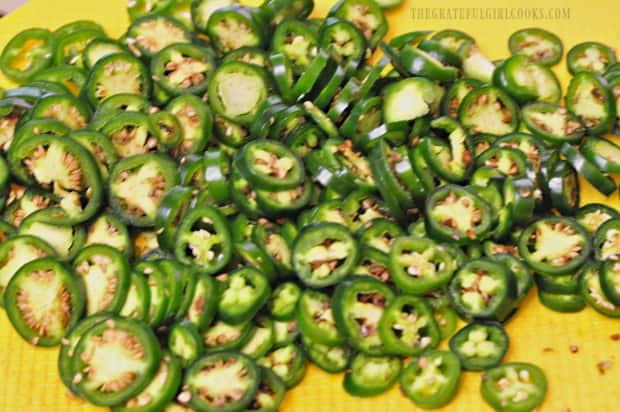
[
  {"left": 378, "top": 294, "right": 440, "bottom": 356},
  {"left": 593, "top": 218, "right": 620, "bottom": 261},
  {"left": 565, "top": 72, "right": 616, "bottom": 135},
  {"left": 109, "top": 153, "right": 179, "bottom": 227},
  {"left": 235, "top": 140, "right": 305, "bottom": 191},
  {"left": 0, "top": 28, "right": 56, "bottom": 83},
  {"left": 218, "top": 267, "right": 271, "bottom": 324},
  {"left": 174, "top": 205, "right": 232, "bottom": 274},
  {"left": 73, "top": 244, "right": 131, "bottom": 316},
  {"left": 400, "top": 350, "right": 461, "bottom": 409},
  {"left": 567, "top": 41, "right": 617, "bottom": 75},
  {"left": 459, "top": 86, "right": 519, "bottom": 136},
  {"left": 480, "top": 362, "right": 547, "bottom": 412},
  {"left": 508, "top": 28, "right": 562, "bottom": 66},
  {"left": 332, "top": 276, "right": 394, "bottom": 354},
  {"left": 449, "top": 322, "right": 508, "bottom": 371},
  {"left": 448, "top": 258, "right": 518, "bottom": 322},
  {"left": 151, "top": 43, "right": 215, "bottom": 97},
  {"left": 388, "top": 236, "right": 456, "bottom": 294},
  {"left": 519, "top": 217, "right": 591, "bottom": 276},
  {"left": 292, "top": 222, "right": 359, "bottom": 288},
  {"left": 267, "top": 282, "right": 301, "bottom": 321},
  {"left": 243, "top": 366, "right": 286, "bottom": 412},
  {"left": 328, "top": 0, "right": 387, "bottom": 49},
  {"left": 296, "top": 289, "right": 344, "bottom": 345},
  {"left": 343, "top": 353, "right": 402, "bottom": 397},
  {"left": 5, "top": 257, "right": 84, "bottom": 346},
  {"left": 302, "top": 335, "right": 351, "bottom": 374},
  {"left": 206, "top": 6, "right": 266, "bottom": 54},
  {"left": 71, "top": 317, "right": 162, "bottom": 406},
  {"left": 113, "top": 351, "right": 183, "bottom": 412},
  {"left": 425, "top": 184, "right": 493, "bottom": 244},
  {"left": 85, "top": 53, "right": 151, "bottom": 107}
]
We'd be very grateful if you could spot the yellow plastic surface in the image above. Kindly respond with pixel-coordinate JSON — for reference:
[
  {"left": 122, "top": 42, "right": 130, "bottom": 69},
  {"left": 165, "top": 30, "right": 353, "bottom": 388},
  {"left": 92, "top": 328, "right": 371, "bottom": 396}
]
[{"left": 1, "top": 0, "right": 620, "bottom": 410}]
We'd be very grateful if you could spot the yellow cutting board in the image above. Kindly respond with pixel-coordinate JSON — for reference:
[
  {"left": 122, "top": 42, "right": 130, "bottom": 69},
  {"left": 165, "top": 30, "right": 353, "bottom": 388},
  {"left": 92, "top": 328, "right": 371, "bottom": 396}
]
[{"left": 1, "top": 0, "right": 619, "bottom": 410}]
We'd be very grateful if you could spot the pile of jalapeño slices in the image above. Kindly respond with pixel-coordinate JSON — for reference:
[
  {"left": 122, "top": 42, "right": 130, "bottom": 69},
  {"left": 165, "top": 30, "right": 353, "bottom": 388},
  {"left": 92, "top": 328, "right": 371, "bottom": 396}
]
[{"left": 0, "top": 0, "right": 619, "bottom": 410}]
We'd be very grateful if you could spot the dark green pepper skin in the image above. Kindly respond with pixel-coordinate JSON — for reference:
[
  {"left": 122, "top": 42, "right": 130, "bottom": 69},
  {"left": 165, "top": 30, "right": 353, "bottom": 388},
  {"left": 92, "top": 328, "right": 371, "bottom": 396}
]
[
  {"left": 581, "top": 137, "right": 620, "bottom": 174},
  {"left": 252, "top": 221, "right": 295, "bottom": 277},
  {"left": 167, "top": 94, "right": 214, "bottom": 156},
  {"left": 319, "top": 17, "right": 366, "bottom": 75},
  {"left": 600, "top": 260, "right": 620, "bottom": 306},
  {"left": 134, "top": 261, "right": 170, "bottom": 328},
  {"left": 419, "top": 125, "right": 474, "bottom": 183},
  {"left": 449, "top": 322, "right": 509, "bottom": 371},
  {"left": 448, "top": 258, "right": 518, "bottom": 322},
  {"left": 343, "top": 353, "right": 402, "bottom": 397},
  {"left": 400, "top": 350, "right": 461, "bottom": 409},
  {"left": 202, "top": 320, "right": 254, "bottom": 353},
  {"left": 217, "top": 267, "right": 271, "bottom": 325},
  {"left": 208, "top": 62, "right": 269, "bottom": 127},
  {"left": 560, "top": 143, "right": 616, "bottom": 197},
  {"left": 378, "top": 294, "right": 440, "bottom": 356},
  {"left": 431, "top": 29, "right": 474, "bottom": 52},
  {"left": 370, "top": 140, "right": 424, "bottom": 211},
  {"left": 155, "top": 185, "right": 194, "bottom": 251},
  {"left": 547, "top": 160, "right": 580, "bottom": 215},
  {"left": 538, "top": 289, "right": 585, "bottom": 313},
  {"left": 184, "top": 272, "right": 219, "bottom": 332},
  {"left": 70, "top": 129, "right": 119, "bottom": 180},
  {"left": 333, "top": 276, "right": 394, "bottom": 355},
  {"left": 271, "top": 19, "right": 318, "bottom": 75},
  {"left": 481, "top": 362, "right": 548, "bottom": 412}
]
